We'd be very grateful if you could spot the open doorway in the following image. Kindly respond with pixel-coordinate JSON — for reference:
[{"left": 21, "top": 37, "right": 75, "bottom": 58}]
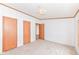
[
  {"left": 36, "top": 23, "right": 39, "bottom": 40},
  {"left": 36, "top": 23, "right": 44, "bottom": 40}
]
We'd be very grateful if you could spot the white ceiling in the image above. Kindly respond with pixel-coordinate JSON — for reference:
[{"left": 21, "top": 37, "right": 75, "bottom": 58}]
[
  {"left": 3, "top": 3, "right": 79, "bottom": 19},
  {"left": 0, "top": 0, "right": 79, "bottom": 3}
]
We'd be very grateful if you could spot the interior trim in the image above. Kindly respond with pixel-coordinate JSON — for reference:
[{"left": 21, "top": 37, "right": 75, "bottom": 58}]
[
  {"left": 0, "top": 3, "right": 79, "bottom": 20},
  {"left": 41, "top": 17, "right": 73, "bottom": 20},
  {"left": 73, "top": 9, "right": 79, "bottom": 17},
  {"left": 42, "top": 9, "right": 79, "bottom": 20},
  {"left": 0, "top": 3, "right": 40, "bottom": 20}
]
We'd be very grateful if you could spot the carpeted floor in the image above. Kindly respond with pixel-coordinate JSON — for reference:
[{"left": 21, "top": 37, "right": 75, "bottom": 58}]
[{"left": 3, "top": 40, "right": 77, "bottom": 55}]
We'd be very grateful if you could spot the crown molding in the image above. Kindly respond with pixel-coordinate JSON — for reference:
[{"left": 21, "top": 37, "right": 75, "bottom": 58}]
[
  {"left": 73, "top": 9, "right": 79, "bottom": 17},
  {"left": 40, "top": 16, "right": 73, "bottom": 20},
  {"left": 0, "top": 3, "right": 79, "bottom": 20},
  {"left": 40, "top": 9, "right": 79, "bottom": 20},
  {"left": 0, "top": 3, "right": 40, "bottom": 20}
]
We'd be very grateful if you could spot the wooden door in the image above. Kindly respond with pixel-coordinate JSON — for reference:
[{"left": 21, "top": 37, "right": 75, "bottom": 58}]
[
  {"left": 23, "top": 21, "right": 30, "bottom": 44},
  {"left": 3, "top": 16, "right": 17, "bottom": 52},
  {"left": 39, "top": 24, "right": 44, "bottom": 40}
]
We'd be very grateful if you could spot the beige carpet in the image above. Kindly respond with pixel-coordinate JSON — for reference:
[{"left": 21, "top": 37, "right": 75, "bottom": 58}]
[{"left": 3, "top": 40, "right": 77, "bottom": 55}]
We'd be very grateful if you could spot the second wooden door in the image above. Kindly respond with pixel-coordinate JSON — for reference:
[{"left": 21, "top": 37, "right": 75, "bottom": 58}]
[{"left": 23, "top": 21, "right": 30, "bottom": 44}]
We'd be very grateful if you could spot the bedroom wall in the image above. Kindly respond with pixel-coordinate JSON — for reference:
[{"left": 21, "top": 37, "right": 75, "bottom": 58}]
[
  {"left": 41, "top": 18, "right": 76, "bottom": 47},
  {"left": 0, "top": 4, "right": 41, "bottom": 53},
  {"left": 75, "top": 11, "right": 79, "bottom": 54}
]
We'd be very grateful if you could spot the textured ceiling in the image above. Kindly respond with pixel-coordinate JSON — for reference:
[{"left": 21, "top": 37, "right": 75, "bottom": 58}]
[{"left": 2, "top": 3, "right": 79, "bottom": 19}]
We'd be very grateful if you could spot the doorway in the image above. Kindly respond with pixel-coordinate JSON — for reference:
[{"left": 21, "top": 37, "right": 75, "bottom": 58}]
[
  {"left": 36, "top": 23, "right": 44, "bottom": 40},
  {"left": 36, "top": 23, "right": 39, "bottom": 40}
]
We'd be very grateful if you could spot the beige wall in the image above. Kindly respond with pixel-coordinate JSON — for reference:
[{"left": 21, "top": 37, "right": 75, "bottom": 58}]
[
  {"left": 41, "top": 18, "right": 76, "bottom": 47},
  {"left": 75, "top": 10, "right": 79, "bottom": 54}
]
